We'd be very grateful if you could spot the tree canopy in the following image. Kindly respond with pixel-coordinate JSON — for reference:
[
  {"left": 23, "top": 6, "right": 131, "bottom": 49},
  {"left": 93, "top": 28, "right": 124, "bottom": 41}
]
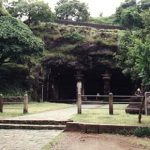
[
  {"left": 115, "top": 0, "right": 143, "bottom": 29},
  {"left": 55, "top": 0, "right": 90, "bottom": 22},
  {"left": 140, "top": 0, "right": 150, "bottom": 10},
  {"left": 5, "top": 0, "right": 54, "bottom": 25},
  {"left": 115, "top": 0, "right": 150, "bottom": 87},
  {"left": 0, "top": 16, "right": 44, "bottom": 65}
]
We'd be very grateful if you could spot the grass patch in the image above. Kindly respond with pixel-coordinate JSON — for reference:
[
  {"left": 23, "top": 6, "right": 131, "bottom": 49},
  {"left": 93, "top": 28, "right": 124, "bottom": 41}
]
[
  {"left": 72, "top": 104, "right": 150, "bottom": 126},
  {"left": 41, "top": 132, "right": 63, "bottom": 150},
  {"left": 0, "top": 102, "right": 73, "bottom": 119}
]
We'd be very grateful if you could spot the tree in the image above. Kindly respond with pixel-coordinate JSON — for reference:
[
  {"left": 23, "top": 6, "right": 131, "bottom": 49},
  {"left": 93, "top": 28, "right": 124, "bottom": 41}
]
[
  {"left": 115, "top": 0, "right": 150, "bottom": 88},
  {"left": 121, "top": 0, "right": 136, "bottom": 9},
  {"left": 116, "top": 8, "right": 150, "bottom": 87},
  {"left": 115, "top": 0, "right": 143, "bottom": 29},
  {"left": 0, "top": 0, "right": 9, "bottom": 16},
  {"left": 120, "top": 8, "right": 143, "bottom": 29},
  {"left": 55, "top": 0, "right": 90, "bottom": 22},
  {"left": 139, "top": 0, "right": 150, "bottom": 10},
  {"left": 5, "top": 0, "right": 54, "bottom": 25},
  {"left": 116, "top": 32, "right": 150, "bottom": 85},
  {"left": 0, "top": 16, "right": 44, "bottom": 66}
]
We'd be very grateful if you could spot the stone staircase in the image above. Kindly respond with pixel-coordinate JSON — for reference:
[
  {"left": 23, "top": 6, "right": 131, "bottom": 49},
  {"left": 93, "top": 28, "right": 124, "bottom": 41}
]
[{"left": 0, "top": 120, "right": 72, "bottom": 130}]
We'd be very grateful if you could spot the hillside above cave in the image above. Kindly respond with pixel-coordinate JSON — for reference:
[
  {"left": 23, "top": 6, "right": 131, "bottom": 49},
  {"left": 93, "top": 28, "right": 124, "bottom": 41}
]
[{"left": 31, "top": 22, "right": 123, "bottom": 71}]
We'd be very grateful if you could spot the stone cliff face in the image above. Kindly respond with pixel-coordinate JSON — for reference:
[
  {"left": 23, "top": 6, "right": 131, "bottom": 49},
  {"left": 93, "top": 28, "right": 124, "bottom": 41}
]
[
  {"left": 31, "top": 23, "right": 133, "bottom": 100},
  {"left": 32, "top": 22, "right": 120, "bottom": 71}
]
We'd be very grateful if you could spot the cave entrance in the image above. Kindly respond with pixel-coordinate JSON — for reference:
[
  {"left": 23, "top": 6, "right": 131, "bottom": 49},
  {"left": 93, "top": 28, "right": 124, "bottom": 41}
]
[
  {"left": 111, "top": 69, "right": 134, "bottom": 95},
  {"left": 58, "top": 71, "right": 76, "bottom": 100},
  {"left": 48, "top": 68, "right": 134, "bottom": 102},
  {"left": 48, "top": 69, "right": 76, "bottom": 102},
  {"left": 84, "top": 69, "right": 134, "bottom": 96},
  {"left": 84, "top": 70, "right": 104, "bottom": 95}
]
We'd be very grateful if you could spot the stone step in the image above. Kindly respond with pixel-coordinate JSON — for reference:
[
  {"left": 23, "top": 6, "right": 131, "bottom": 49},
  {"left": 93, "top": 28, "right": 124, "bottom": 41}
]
[
  {"left": 0, "top": 120, "right": 72, "bottom": 125},
  {"left": 0, "top": 123, "right": 66, "bottom": 130}
]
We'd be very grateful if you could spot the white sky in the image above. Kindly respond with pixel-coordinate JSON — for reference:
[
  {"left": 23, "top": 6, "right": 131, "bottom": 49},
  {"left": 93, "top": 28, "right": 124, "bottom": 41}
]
[{"left": 44, "top": 0, "right": 126, "bottom": 17}]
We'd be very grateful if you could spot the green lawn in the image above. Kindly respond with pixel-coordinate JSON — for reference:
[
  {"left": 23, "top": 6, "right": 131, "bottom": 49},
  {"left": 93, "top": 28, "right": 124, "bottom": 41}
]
[
  {"left": 0, "top": 102, "right": 73, "bottom": 119},
  {"left": 72, "top": 104, "right": 150, "bottom": 126}
]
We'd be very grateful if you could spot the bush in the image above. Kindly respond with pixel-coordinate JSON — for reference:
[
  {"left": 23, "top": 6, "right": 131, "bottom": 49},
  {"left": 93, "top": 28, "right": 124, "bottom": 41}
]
[
  {"left": 63, "top": 32, "right": 84, "bottom": 43},
  {"left": 118, "top": 128, "right": 133, "bottom": 135},
  {"left": 0, "top": 16, "right": 44, "bottom": 65},
  {"left": 133, "top": 127, "right": 150, "bottom": 137},
  {"left": 117, "top": 127, "right": 150, "bottom": 137},
  {"left": 0, "top": 64, "right": 29, "bottom": 95}
]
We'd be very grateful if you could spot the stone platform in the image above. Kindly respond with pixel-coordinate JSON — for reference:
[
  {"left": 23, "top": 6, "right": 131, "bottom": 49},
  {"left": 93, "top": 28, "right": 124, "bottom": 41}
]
[{"left": 125, "top": 97, "right": 144, "bottom": 114}]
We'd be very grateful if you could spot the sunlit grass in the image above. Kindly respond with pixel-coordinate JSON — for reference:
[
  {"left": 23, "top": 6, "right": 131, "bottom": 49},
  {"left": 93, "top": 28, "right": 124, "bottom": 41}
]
[
  {"left": 0, "top": 102, "right": 73, "bottom": 119},
  {"left": 72, "top": 104, "right": 150, "bottom": 126}
]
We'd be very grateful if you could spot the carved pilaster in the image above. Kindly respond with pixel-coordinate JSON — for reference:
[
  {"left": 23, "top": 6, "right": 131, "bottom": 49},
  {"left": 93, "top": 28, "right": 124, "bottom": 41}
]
[{"left": 102, "top": 72, "right": 111, "bottom": 95}]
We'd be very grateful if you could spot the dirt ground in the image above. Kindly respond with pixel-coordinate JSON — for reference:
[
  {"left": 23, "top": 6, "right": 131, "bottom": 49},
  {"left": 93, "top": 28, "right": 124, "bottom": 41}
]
[{"left": 52, "top": 132, "right": 150, "bottom": 150}]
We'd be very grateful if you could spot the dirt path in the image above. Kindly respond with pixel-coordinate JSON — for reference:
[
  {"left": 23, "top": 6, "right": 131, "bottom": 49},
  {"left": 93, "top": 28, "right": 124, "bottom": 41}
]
[
  {"left": 52, "top": 132, "right": 150, "bottom": 150},
  {"left": 6, "top": 104, "right": 98, "bottom": 120}
]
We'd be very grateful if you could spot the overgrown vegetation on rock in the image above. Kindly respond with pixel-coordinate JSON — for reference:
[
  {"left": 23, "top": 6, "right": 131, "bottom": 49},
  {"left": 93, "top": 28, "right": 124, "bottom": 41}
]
[{"left": 32, "top": 22, "right": 119, "bottom": 71}]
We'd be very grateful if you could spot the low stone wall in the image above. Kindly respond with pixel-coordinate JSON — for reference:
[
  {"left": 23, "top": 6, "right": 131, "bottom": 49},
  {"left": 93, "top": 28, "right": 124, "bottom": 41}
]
[
  {"left": 125, "top": 97, "right": 144, "bottom": 114},
  {"left": 55, "top": 20, "right": 126, "bottom": 30},
  {"left": 0, "top": 120, "right": 73, "bottom": 125},
  {"left": 66, "top": 122, "right": 141, "bottom": 134}
]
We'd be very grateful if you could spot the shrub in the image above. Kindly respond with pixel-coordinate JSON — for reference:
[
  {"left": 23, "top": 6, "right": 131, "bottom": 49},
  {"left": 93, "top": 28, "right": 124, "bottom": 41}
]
[
  {"left": 63, "top": 32, "right": 84, "bottom": 43},
  {"left": 133, "top": 127, "right": 150, "bottom": 137}
]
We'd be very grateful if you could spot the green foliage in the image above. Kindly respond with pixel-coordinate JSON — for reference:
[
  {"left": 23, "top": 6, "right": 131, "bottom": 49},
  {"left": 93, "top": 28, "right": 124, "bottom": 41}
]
[
  {"left": 6, "top": 0, "right": 55, "bottom": 25},
  {"left": 141, "top": 10, "right": 150, "bottom": 32},
  {"left": 115, "top": 7, "right": 143, "bottom": 29},
  {"left": 114, "top": 0, "right": 145, "bottom": 29},
  {"left": 2, "top": 88, "right": 25, "bottom": 96},
  {"left": 33, "top": 22, "right": 119, "bottom": 72},
  {"left": 115, "top": 0, "right": 150, "bottom": 86},
  {"left": 63, "top": 32, "right": 84, "bottom": 43},
  {"left": 118, "top": 128, "right": 133, "bottom": 135},
  {"left": 121, "top": 0, "right": 136, "bottom": 9},
  {"left": 0, "top": 16, "right": 44, "bottom": 65},
  {"left": 89, "top": 16, "right": 116, "bottom": 25},
  {"left": 120, "top": 8, "right": 143, "bottom": 29},
  {"left": 140, "top": 0, "right": 150, "bottom": 10},
  {"left": 134, "top": 127, "right": 150, "bottom": 137},
  {"left": 116, "top": 127, "right": 150, "bottom": 137},
  {"left": 116, "top": 31, "right": 150, "bottom": 85},
  {"left": 32, "top": 22, "right": 118, "bottom": 47},
  {"left": 55, "top": 0, "right": 90, "bottom": 22},
  {"left": 0, "top": 63, "right": 29, "bottom": 95},
  {"left": 0, "top": 0, "right": 10, "bottom": 16}
]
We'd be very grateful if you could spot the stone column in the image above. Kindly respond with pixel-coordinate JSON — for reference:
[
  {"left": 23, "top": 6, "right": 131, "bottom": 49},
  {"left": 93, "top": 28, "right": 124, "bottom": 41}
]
[
  {"left": 51, "top": 83, "right": 59, "bottom": 100},
  {"left": 82, "top": 81, "right": 87, "bottom": 100},
  {"left": 75, "top": 71, "right": 83, "bottom": 114},
  {"left": 102, "top": 72, "right": 111, "bottom": 95},
  {"left": 23, "top": 92, "right": 28, "bottom": 114},
  {"left": 109, "top": 93, "right": 113, "bottom": 115},
  {"left": 0, "top": 94, "right": 3, "bottom": 113},
  {"left": 50, "top": 75, "right": 59, "bottom": 101},
  {"left": 41, "top": 84, "right": 44, "bottom": 103}
]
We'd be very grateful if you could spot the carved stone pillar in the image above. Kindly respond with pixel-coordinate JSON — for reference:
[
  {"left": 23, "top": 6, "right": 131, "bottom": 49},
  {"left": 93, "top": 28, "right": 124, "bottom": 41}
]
[
  {"left": 51, "top": 83, "right": 59, "bottom": 100},
  {"left": 75, "top": 71, "right": 83, "bottom": 114},
  {"left": 102, "top": 72, "right": 111, "bottom": 95},
  {"left": 50, "top": 75, "right": 59, "bottom": 101}
]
